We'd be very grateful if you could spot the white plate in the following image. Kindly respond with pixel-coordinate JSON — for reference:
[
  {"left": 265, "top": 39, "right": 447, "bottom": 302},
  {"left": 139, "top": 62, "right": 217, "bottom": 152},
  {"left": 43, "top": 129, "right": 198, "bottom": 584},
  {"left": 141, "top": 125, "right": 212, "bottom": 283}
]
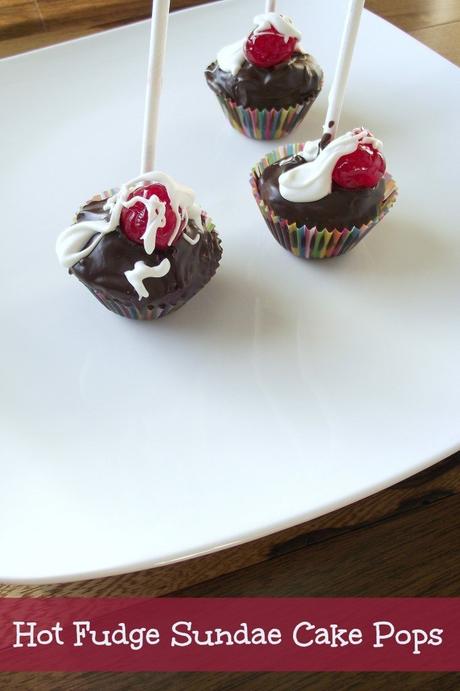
[{"left": 1, "top": 0, "right": 459, "bottom": 584}]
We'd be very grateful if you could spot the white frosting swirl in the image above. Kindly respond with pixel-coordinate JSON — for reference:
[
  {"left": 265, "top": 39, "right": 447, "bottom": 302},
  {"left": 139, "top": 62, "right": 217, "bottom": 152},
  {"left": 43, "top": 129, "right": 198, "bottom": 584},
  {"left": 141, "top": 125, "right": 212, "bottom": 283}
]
[
  {"left": 56, "top": 171, "right": 203, "bottom": 269},
  {"left": 279, "top": 129, "right": 383, "bottom": 203},
  {"left": 216, "top": 13, "right": 302, "bottom": 75}
]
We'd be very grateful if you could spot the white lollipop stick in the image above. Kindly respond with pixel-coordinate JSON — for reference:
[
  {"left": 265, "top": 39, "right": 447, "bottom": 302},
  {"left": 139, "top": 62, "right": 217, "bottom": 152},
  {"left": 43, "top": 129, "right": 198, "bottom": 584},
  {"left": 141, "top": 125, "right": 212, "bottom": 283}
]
[
  {"left": 141, "top": 0, "right": 171, "bottom": 174},
  {"left": 265, "top": 0, "right": 276, "bottom": 12},
  {"left": 320, "top": 0, "right": 365, "bottom": 148}
]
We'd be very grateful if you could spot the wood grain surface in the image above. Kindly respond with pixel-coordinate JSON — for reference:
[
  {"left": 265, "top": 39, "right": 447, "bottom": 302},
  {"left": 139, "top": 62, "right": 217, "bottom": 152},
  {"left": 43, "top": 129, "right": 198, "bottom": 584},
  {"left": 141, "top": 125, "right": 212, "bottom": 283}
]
[
  {"left": 1, "top": 1, "right": 459, "bottom": 688},
  {"left": 1, "top": 484, "right": 459, "bottom": 688},
  {"left": 1, "top": 452, "right": 459, "bottom": 598},
  {"left": 1, "top": 0, "right": 460, "bottom": 62}
]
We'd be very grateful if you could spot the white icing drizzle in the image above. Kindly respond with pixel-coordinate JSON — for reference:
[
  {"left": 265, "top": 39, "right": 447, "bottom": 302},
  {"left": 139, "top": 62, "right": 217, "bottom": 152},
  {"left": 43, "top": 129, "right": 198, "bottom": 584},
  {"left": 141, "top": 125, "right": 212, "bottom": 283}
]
[
  {"left": 56, "top": 171, "right": 204, "bottom": 269},
  {"left": 216, "top": 13, "right": 302, "bottom": 75},
  {"left": 253, "top": 13, "right": 301, "bottom": 41},
  {"left": 279, "top": 129, "right": 383, "bottom": 203},
  {"left": 217, "top": 38, "right": 246, "bottom": 76},
  {"left": 56, "top": 210, "right": 120, "bottom": 270},
  {"left": 183, "top": 232, "right": 201, "bottom": 246},
  {"left": 121, "top": 194, "right": 167, "bottom": 256},
  {"left": 124, "top": 259, "right": 171, "bottom": 300},
  {"left": 188, "top": 202, "right": 205, "bottom": 230},
  {"left": 301, "top": 138, "right": 321, "bottom": 162}
]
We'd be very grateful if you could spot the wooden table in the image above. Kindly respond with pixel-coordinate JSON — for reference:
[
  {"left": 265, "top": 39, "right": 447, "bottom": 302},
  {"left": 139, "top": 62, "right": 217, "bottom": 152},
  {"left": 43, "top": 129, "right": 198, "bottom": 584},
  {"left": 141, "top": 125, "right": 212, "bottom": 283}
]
[
  {"left": 1, "top": 1, "right": 459, "bottom": 689},
  {"left": 1, "top": 0, "right": 460, "bottom": 64}
]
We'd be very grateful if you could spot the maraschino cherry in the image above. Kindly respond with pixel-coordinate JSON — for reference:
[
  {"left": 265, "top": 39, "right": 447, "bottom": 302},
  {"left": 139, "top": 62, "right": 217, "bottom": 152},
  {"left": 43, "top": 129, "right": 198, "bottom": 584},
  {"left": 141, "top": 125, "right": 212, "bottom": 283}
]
[
  {"left": 332, "top": 133, "right": 386, "bottom": 189},
  {"left": 244, "top": 25, "right": 297, "bottom": 68},
  {"left": 120, "top": 183, "right": 183, "bottom": 250}
]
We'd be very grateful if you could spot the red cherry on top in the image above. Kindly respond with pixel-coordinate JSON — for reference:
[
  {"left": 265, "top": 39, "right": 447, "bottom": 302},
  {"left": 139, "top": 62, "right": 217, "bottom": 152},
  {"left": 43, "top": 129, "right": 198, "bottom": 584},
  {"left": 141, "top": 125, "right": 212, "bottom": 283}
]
[
  {"left": 244, "top": 26, "right": 297, "bottom": 68},
  {"left": 120, "top": 183, "right": 183, "bottom": 250},
  {"left": 332, "top": 140, "right": 386, "bottom": 189}
]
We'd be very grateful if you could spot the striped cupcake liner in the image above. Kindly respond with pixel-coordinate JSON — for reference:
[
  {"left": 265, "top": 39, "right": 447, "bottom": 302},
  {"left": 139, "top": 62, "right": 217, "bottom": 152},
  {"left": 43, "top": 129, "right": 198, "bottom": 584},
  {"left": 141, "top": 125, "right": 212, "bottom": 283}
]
[
  {"left": 86, "top": 286, "right": 186, "bottom": 320},
  {"left": 74, "top": 192, "right": 219, "bottom": 320},
  {"left": 216, "top": 93, "right": 319, "bottom": 141},
  {"left": 250, "top": 142, "right": 398, "bottom": 259}
]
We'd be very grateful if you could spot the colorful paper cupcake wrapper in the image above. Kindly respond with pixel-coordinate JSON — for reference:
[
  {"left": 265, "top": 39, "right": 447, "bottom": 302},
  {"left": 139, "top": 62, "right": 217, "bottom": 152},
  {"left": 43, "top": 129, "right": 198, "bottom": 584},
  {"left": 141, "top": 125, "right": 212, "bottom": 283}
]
[
  {"left": 216, "top": 93, "right": 319, "bottom": 141},
  {"left": 86, "top": 287, "right": 188, "bottom": 321},
  {"left": 250, "top": 142, "right": 398, "bottom": 259},
  {"left": 74, "top": 191, "right": 218, "bottom": 320}
]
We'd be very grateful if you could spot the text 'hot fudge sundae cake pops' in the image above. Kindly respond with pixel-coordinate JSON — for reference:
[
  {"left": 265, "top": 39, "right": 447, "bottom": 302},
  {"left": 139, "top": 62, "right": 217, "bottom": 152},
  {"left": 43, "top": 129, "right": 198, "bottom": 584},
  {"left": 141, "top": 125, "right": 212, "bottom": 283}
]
[
  {"left": 56, "top": 173, "right": 222, "bottom": 319},
  {"left": 251, "top": 128, "right": 397, "bottom": 259},
  {"left": 205, "top": 10, "right": 323, "bottom": 140}
]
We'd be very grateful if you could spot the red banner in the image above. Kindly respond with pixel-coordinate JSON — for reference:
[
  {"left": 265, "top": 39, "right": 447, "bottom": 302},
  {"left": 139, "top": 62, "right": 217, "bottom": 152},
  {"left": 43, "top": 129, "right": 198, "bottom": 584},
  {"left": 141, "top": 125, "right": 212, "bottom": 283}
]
[{"left": 0, "top": 598, "right": 457, "bottom": 672}]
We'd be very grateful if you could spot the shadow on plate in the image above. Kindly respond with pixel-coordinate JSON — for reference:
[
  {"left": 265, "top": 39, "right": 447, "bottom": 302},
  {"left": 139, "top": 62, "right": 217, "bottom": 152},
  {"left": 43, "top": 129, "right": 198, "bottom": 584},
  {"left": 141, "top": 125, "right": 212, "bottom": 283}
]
[
  {"left": 132, "top": 267, "right": 292, "bottom": 346},
  {"left": 303, "top": 214, "right": 453, "bottom": 284}
]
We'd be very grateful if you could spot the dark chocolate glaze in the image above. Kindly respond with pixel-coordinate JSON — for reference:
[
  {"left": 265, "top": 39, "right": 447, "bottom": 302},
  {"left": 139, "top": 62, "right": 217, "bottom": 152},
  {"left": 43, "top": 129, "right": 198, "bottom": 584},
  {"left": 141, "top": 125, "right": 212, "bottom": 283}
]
[
  {"left": 205, "top": 52, "right": 323, "bottom": 110},
  {"left": 319, "top": 132, "right": 332, "bottom": 150},
  {"left": 70, "top": 198, "right": 222, "bottom": 314},
  {"left": 258, "top": 155, "right": 386, "bottom": 230}
]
